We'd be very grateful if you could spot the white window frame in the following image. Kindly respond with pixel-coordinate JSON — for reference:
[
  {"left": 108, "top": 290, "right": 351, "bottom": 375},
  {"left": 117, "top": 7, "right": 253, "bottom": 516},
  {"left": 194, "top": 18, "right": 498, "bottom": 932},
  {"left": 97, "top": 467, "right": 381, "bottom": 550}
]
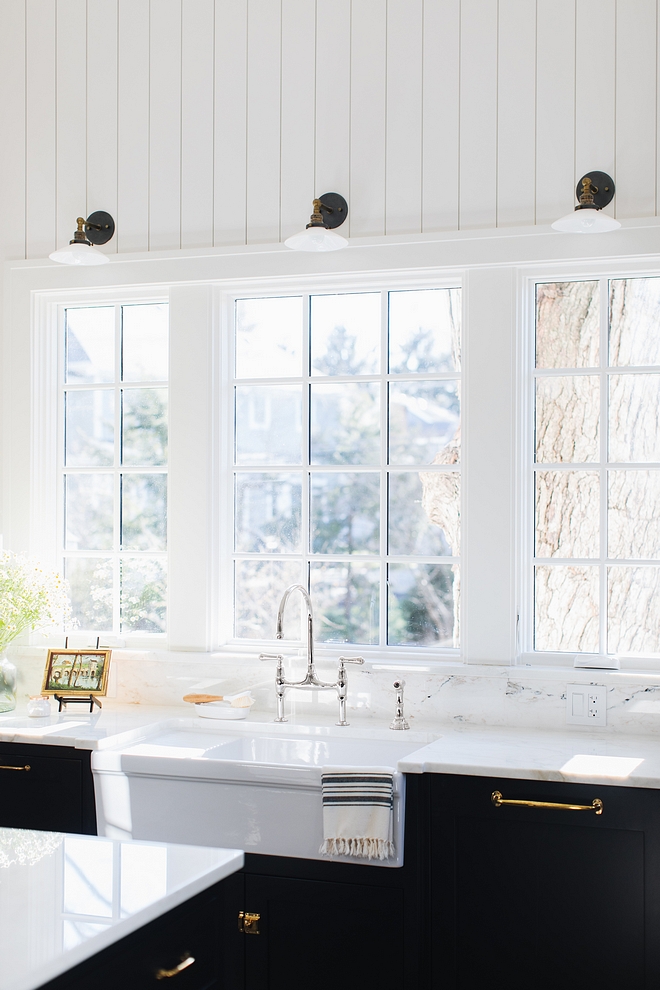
[
  {"left": 32, "top": 285, "right": 170, "bottom": 649},
  {"left": 7, "top": 219, "right": 660, "bottom": 669},
  {"left": 518, "top": 260, "right": 660, "bottom": 671},
  {"left": 217, "top": 272, "right": 463, "bottom": 659}
]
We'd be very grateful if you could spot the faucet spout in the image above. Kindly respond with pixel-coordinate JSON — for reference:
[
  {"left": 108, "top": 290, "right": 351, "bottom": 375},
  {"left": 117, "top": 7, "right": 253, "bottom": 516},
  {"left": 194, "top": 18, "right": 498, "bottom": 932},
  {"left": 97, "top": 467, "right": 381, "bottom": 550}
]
[
  {"left": 276, "top": 584, "right": 314, "bottom": 675},
  {"left": 260, "top": 584, "right": 363, "bottom": 724}
]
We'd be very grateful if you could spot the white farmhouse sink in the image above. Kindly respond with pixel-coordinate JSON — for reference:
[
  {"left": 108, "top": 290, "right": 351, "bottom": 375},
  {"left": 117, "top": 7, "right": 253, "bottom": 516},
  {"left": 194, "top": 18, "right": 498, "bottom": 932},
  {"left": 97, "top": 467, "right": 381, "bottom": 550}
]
[{"left": 92, "top": 718, "right": 437, "bottom": 867}]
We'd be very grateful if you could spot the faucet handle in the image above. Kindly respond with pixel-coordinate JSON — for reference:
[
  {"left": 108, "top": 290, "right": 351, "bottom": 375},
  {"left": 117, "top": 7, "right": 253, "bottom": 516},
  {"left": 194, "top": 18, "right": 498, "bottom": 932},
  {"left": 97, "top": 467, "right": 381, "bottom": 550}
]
[
  {"left": 338, "top": 656, "right": 364, "bottom": 667},
  {"left": 259, "top": 653, "right": 283, "bottom": 663}
]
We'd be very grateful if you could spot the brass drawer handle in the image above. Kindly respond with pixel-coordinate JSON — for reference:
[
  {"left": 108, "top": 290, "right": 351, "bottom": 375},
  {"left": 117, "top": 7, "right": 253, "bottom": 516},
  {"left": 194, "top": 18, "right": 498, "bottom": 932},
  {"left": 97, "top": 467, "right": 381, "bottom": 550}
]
[
  {"left": 155, "top": 954, "right": 195, "bottom": 979},
  {"left": 0, "top": 764, "right": 30, "bottom": 772},
  {"left": 238, "top": 911, "right": 261, "bottom": 934},
  {"left": 492, "top": 790, "right": 603, "bottom": 815}
]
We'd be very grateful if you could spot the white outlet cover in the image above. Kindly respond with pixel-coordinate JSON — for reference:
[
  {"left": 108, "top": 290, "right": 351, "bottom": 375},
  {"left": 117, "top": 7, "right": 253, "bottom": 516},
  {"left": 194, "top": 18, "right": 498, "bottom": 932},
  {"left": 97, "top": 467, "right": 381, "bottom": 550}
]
[{"left": 566, "top": 684, "right": 606, "bottom": 726}]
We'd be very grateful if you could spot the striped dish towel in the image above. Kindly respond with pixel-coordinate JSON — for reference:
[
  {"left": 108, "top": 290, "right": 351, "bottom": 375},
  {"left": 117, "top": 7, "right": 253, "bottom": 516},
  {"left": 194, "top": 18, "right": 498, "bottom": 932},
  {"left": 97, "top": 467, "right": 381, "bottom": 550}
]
[{"left": 319, "top": 769, "right": 395, "bottom": 861}]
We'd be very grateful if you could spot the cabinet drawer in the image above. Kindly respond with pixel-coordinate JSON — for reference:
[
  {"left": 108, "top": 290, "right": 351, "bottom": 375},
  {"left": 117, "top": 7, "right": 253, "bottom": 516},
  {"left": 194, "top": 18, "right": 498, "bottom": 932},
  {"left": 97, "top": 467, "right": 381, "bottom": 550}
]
[
  {"left": 0, "top": 755, "right": 83, "bottom": 832},
  {"left": 57, "top": 895, "right": 221, "bottom": 990},
  {"left": 113, "top": 911, "right": 218, "bottom": 990}
]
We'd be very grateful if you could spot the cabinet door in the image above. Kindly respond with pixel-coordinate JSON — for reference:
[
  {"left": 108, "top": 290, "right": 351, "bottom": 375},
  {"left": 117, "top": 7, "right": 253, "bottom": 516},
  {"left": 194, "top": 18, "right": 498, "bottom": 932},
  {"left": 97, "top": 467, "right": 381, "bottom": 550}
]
[
  {"left": 0, "top": 755, "right": 84, "bottom": 832},
  {"left": 243, "top": 874, "right": 404, "bottom": 990},
  {"left": 431, "top": 775, "right": 651, "bottom": 990}
]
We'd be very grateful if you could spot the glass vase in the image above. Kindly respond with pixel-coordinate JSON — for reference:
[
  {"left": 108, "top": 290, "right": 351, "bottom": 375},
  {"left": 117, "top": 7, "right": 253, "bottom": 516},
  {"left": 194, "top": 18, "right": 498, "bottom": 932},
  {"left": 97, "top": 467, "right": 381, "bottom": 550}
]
[{"left": 0, "top": 654, "right": 17, "bottom": 713}]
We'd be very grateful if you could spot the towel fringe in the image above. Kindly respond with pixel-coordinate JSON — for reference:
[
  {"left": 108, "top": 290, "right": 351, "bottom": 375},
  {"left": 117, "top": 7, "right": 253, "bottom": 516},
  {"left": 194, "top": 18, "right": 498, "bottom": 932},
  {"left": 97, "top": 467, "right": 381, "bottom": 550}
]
[{"left": 320, "top": 837, "right": 395, "bottom": 861}]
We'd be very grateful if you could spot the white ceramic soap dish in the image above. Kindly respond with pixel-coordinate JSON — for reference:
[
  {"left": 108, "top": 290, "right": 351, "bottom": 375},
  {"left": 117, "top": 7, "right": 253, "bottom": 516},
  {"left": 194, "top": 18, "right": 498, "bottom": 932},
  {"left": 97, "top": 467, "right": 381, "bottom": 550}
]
[{"left": 195, "top": 701, "right": 248, "bottom": 720}]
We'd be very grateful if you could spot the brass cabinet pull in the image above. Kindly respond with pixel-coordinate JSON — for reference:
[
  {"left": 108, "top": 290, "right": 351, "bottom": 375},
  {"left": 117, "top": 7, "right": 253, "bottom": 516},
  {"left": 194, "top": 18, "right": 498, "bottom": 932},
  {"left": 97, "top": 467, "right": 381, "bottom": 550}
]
[
  {"left": 155, "top": 954, "right": 195, "bottom": 979},
  {"left": 0, "top": 764, "right": 30, "bottom": 772},
  {"left": 238, "top": 911, "right": 261, "bottom": 935},
  {"left": 491, "top": 790, "right": 603, "bottom": 815}
]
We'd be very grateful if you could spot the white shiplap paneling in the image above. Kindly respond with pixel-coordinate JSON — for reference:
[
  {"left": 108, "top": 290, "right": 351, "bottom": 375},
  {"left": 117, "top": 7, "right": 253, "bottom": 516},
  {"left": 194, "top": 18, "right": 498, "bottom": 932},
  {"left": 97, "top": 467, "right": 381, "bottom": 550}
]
[
  {"left": 535, "top": 0, "right": 576, "bottom": 225},
  {"left": 0, "top": 0, "right": 27, "bottom": 261},
  {"left": 386, "top": 0, "right": 423, "bottom": 235},
  {"left": 422, "top": 0, "right": 460, "bottom": 232},
  {"left": 246, "top": 0, "right": 281, "bottom": 244},
  {"left": 350, "top": 0, "right": 387, "bottom": 238},
  {"left": 616, "top": 0, "right": 657, "bottom": 219},
  {"left": 117, "top": 0, "right": 150, "bottom": 254},
  {"left": 181, "top": 0, "right": 214, "bottom": 249},
  {"left": 314, "top": 0, "right": 351, "bottom": 224},
  {"left": 149, "top": 0, "right": 182, "bottom": 251},
  {"left": 55, "top": 0, "right": 86, "bottom": 252},
  {"left": 575, "top": 0, "right": 615, "bottom": 192},
  {"left": 26, "top": 0, "right": 56, "bottom": 260},
  {"left": 5, "top": 0, "right": 660, "bottom": 265},
  {"left": 87, "top": 0, "right": 118, "bottom": 254},
  {"left": 497, "top": 0, "right": 536, "bottom": 227},
  {"left": 280, "top": 0, "right": 316, "bottom": 242},
  {"left": 459, "top": 0, "right": 498, "bottom": 230},
  {"left": 213, "top": 0, "right": 247, "bottom": 246}
]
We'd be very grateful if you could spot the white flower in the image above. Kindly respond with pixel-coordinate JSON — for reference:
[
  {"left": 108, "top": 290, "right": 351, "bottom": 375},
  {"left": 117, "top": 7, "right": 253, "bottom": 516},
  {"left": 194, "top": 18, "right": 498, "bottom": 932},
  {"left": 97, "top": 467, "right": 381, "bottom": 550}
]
[{"left": 0, "top": 551, "right": 73, "bottom": 653}]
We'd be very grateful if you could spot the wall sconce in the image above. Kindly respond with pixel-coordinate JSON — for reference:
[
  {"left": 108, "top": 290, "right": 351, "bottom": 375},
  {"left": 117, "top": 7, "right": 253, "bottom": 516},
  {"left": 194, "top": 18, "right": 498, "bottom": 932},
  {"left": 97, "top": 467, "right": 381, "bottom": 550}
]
[
  {"left": 552, "top": 172, "right": 620, "bottom": 233},
  {"left": 49, "top": 212, "right": 115, "bottom": 265},
  {"left": 284, "top": 194, "right": 348, "bottom": 251}
]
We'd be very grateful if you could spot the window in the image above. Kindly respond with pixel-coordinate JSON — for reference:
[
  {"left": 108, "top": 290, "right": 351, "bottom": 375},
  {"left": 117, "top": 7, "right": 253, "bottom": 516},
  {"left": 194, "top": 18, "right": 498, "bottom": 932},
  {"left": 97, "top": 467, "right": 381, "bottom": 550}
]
[
  {"left": 533, "top": 278, "right": 660, "bottom": 658},
  {"left": 61, "top": 303, "right": 169, "bottom": 636},
  {"left": 229, "top": 287, "right": 461, "bottom": 650}
]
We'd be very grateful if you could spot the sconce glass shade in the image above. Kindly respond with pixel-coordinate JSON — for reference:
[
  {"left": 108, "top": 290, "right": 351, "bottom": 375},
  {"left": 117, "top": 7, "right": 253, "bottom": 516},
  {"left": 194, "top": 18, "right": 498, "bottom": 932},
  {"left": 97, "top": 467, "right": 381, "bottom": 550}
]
[
  {"left": 49, "top": 242, "right": 110, "bottom": 265},
  {"left": 551, "top": 208, "right": 621, "bottom": 234},
  {"left": 284, "top": 226, "right": 348, "bottom": 252}
]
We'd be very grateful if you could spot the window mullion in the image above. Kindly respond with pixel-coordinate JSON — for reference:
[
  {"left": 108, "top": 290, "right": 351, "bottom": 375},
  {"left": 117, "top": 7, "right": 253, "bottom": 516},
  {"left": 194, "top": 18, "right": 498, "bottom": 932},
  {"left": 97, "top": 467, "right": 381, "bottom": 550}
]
[
  {"left": 599, "top": 278, "right": 609, "bottom": 655},
  {"left": 114, "top": 304, "right": 122, "bottom": 637},
  {"left": 380, "top": 289, "right": 389, "bottom": 648},
  {"left": 302, "top": 294, "right": 311, "bottom": 637}
]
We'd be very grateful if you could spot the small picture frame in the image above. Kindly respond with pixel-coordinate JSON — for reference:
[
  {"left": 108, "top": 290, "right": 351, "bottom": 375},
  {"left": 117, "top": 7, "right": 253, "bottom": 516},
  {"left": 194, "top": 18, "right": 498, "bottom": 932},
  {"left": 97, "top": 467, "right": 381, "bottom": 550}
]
[{"left": 41, "top": 649, "right": 111, "bottom": 697}]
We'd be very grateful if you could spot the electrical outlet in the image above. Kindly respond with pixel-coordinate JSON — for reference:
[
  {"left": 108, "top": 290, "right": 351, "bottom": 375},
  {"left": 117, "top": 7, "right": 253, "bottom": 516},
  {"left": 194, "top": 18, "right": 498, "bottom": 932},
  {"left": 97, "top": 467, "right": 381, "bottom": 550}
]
[{"left": 566, "top": 684, "right": 606, "bottom": 726}]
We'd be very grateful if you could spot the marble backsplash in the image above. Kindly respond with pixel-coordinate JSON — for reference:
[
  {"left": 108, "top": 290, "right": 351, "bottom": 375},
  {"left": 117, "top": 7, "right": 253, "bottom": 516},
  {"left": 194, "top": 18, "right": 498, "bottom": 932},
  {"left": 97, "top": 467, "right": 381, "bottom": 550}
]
[{"left": 10, "top": 646, "right": 660, "bottom": 736}]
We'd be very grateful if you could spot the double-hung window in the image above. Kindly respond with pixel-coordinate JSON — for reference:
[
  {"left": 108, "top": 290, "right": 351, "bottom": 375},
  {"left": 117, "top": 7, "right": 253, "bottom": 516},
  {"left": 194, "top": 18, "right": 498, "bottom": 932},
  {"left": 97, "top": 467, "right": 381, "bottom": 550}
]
[
  {"left": 61, "top": 303, "right": 169, "bottom": 637},
  {"left": 229, "top": 286, "right": 461, "bottom": 651},
  {"left": 533, "top": 277, "right": 660, "bottom": 659}
]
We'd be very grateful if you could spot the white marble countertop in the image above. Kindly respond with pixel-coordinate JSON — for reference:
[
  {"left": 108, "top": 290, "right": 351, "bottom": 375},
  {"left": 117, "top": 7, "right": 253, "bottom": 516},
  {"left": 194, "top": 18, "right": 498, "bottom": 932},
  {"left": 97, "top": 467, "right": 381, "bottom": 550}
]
[
  {"left": 399, "top": 723, "right": 660, "bottom": 788},
  {"left": 0, "top": 704, "right": 187, "bottom": 750},
  {"left": 0, "top": 828, "right": 243, "bottom": 990},
  {"left": 6, "top": 701, "right": 660, "bottom": 790}
]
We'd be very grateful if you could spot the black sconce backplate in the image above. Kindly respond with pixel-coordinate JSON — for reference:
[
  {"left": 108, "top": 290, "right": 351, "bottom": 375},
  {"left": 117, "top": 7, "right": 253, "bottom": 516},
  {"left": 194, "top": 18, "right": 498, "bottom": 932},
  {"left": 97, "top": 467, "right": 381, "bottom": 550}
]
[
  {"left": 577, "top": 172, "right": 615, "bottom": 209},
  {"left": 318, "top": 193, "right": 348, "bottom": 229},
  {"left": 86, "top": 211, "right": 115, "bottom": 245}
]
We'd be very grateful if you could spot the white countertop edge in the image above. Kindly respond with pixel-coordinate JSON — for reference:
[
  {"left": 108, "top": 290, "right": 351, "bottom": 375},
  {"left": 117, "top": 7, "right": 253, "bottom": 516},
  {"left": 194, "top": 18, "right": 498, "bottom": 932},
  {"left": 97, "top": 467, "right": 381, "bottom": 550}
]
[
  {"left": 11, "top": 847, "right": 244, "bottom": 990},
  {"left": 396, "top": 758, "right": 660, "bottom": 789}
]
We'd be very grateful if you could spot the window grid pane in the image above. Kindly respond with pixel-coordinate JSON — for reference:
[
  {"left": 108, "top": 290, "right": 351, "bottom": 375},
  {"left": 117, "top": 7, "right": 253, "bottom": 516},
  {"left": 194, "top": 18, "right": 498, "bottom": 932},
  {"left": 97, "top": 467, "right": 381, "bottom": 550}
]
[
  {"left": 62, "top": 303, "right": 169, "bottom": 635},
  {"left": 232, "top": 288, "right": 461, "bottom": 649},
  {"left": 533, "top": 278, "right": 660, "bottom": 656}
]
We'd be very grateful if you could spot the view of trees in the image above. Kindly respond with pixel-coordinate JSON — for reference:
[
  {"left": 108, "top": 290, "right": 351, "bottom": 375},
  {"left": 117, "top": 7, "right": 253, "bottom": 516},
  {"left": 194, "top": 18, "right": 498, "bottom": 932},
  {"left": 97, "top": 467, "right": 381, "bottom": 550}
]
[
  {"left": 535, "top": 278, "right": 660, "bottom": 655},
  {"left": 233, "top": 289, "right": 461, "bottom": 648},
  {"left": 63, "top": 305, "right": 168, "bottom": 635}
]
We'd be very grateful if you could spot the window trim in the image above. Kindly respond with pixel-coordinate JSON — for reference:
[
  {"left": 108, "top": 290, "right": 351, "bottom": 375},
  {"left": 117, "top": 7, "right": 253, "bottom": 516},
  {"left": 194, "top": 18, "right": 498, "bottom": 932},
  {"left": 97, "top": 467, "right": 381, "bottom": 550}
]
[
  {"left": 8, "top": 220, "right": 660, "bottom": 669},
  {"left": 32, "top": 286, "right": 170, "bottom": 649},
  {"left": 519, "top": 263, "right": 660, "bottom": 670},
  {"left": 218, "top": 272, "right": 463, "bottom": 658}
]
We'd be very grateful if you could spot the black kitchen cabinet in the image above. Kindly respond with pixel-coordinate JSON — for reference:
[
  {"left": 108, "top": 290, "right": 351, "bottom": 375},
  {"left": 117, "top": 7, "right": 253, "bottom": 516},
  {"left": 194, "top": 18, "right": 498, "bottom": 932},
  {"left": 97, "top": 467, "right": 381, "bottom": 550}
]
[
  {"left": 430, "top": 774, "right": 660, "bottom": 990},
  {"left": 241, "top": 874, "right": 404, "bottom": 989},
  {"left": 0, "top": 742, "right": 96, "bottom": 834},
  {"left": 38, "top": 876, "right": 243, "bottom": 990},
  {"left": 236, "top": 771, "right": 430, "bottom": 990}
]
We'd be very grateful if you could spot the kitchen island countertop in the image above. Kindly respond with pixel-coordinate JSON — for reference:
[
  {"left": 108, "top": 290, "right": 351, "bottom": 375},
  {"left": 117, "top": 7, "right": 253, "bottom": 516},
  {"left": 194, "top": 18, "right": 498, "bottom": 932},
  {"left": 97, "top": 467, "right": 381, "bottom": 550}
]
[{"left": 0, "top": 827, "right": 243, "bottom": 990}]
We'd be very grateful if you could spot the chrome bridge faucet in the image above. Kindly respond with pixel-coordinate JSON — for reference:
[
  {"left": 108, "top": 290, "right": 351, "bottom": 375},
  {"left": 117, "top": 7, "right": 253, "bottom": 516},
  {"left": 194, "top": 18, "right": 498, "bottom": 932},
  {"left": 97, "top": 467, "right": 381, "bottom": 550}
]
[{"left": 259, "top": 584, "right": 364, "bottom": 726}]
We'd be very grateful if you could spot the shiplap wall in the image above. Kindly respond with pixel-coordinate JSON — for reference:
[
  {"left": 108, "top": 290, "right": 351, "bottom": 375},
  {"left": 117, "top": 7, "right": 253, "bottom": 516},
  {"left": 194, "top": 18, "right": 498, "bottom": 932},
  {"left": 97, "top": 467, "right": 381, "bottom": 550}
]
[{"left": 0, "top": 0, "right": 659, "bottom": 261}]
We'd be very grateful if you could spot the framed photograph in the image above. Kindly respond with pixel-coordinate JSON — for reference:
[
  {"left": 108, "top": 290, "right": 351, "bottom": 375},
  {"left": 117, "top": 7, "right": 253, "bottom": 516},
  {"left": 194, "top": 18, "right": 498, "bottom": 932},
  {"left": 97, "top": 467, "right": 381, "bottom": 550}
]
[{"left": 41, "top": 649, "right": 111, "bottom": 696}]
